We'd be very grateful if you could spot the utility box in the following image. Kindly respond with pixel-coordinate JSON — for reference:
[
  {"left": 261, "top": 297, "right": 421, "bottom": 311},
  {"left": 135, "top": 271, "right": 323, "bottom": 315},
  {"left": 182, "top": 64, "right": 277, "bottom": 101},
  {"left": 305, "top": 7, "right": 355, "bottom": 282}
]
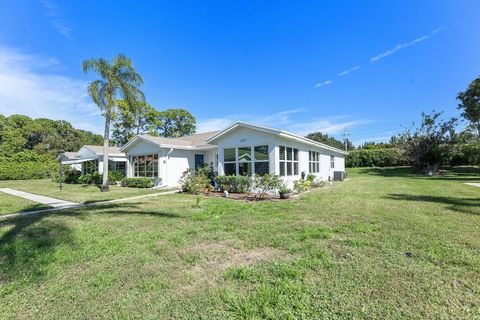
[{"left": 333, "top": 171, "right": 345, "bottom": 181}]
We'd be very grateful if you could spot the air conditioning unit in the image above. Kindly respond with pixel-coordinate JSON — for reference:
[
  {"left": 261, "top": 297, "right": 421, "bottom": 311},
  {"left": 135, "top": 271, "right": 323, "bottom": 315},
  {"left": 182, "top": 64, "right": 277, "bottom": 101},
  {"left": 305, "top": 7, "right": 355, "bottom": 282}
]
[{"left": 333, "top": 171, "right": 345, "bottom": 181}]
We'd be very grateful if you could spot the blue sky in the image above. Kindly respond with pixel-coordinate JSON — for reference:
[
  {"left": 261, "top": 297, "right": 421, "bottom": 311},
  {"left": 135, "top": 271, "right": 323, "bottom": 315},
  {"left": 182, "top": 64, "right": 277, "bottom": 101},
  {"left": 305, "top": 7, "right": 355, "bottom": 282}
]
[{"left": 0, "top": 1, "right": 479, "bottom": 145}]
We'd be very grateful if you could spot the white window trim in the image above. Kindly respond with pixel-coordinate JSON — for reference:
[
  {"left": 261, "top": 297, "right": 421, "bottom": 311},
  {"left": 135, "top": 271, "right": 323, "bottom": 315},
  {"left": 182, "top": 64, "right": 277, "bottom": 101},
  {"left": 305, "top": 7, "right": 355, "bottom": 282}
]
[
  {"left": 330, "top": 155, "right": 335, "bottom": 169},
  {"left": 279, "top": 146, "right": 299, "bottom": 177}
]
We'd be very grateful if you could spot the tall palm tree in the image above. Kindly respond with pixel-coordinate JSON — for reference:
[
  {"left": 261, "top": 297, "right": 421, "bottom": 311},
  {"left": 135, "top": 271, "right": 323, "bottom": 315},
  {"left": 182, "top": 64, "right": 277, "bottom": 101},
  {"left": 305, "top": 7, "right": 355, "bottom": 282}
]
[{"left": 82, "top": 54, "right": 144, "bottom": 191}]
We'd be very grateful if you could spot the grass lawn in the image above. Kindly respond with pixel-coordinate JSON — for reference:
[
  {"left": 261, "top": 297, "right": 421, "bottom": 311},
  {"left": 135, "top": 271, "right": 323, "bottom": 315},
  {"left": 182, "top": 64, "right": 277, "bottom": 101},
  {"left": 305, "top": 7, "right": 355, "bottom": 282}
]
[
  {"left": 1, "top": 167, "right": 479, "bottom": 318},
  {"left": 0, "top": 193, "right": 50, "bottom": 215},
  {"left": 0, "top": 179, "right": 171, "bottom": 211}
]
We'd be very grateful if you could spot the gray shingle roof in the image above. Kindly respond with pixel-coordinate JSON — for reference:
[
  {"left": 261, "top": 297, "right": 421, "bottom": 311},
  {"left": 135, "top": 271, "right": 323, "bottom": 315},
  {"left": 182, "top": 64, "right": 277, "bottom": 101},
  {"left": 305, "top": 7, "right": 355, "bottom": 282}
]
[
  {"left": 139, "top": 131, "right": 220, "bottom": 147},
  {"left": 84, "top": 145, "right": 124, "bottom": 155}
]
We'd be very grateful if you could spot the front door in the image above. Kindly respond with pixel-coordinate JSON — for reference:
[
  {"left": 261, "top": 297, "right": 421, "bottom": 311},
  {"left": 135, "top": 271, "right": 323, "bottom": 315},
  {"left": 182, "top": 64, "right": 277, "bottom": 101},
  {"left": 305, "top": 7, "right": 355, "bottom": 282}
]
[{"left": 195, "top": 154, "right": 204, "bottom": 169}]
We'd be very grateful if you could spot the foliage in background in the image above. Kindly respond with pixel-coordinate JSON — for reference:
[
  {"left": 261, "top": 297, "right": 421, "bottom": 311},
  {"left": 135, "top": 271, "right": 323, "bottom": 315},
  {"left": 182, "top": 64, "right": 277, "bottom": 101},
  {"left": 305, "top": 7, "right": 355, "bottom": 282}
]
[
  {"left": 214, "top": 175, "right": 252, "bottom": 193},
  {"left": 154, "top": 108, "right": 196, "bottom": 138},
  {"left": 457, "top": 76, "right": 480, "bottom": 138},
  {"left": 111, "top": 100, "right": 158, "bottom": 146},
  {"left": 346, "top": 148, "right": 412, "bottom": 167},
  {"left": 121, "top": 177, "right": 154, "bottom": 188},
  {"left": 0, "top": 114, "right": 102, "bottom": 156},
  {"left": 305, "top": 131, "right": 354, "bottom": 150}
]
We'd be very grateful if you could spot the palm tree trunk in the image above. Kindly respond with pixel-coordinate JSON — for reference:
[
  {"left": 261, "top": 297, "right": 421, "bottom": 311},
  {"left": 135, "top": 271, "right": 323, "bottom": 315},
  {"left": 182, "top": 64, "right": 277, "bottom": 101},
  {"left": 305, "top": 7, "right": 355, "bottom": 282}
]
[{"left": 101, "top": 111, "right": 111, "bottom": 192}]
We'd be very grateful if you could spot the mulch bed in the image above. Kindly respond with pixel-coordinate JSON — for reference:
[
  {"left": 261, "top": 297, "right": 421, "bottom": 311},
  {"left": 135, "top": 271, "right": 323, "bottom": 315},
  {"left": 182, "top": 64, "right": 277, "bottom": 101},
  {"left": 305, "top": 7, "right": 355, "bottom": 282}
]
[{"left": 204, "top": 191, "right": 282, "bottom": 201}]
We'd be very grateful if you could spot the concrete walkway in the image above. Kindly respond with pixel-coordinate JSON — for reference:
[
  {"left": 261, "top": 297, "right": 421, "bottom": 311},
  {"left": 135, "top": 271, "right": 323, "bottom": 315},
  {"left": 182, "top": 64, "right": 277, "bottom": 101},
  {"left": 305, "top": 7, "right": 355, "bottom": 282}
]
[
  {"left": 0, "top": 188, "right": 78, "bottom": 208},
  {"left": 0, "top": 189, "right": 178, "bottom": 220},
  {"left": 464, "top": 183, "right": 480, "bottom": 188}
]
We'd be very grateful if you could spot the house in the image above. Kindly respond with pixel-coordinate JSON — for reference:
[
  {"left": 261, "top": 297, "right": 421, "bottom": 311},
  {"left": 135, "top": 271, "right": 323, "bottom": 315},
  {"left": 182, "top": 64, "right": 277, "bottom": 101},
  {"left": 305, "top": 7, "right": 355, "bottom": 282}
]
[
  {"left": 59, "top": 145, "right": 127, "bottom": 175},
  {"left": 62, "top": 121, "right": 347, "bottom": 187}
]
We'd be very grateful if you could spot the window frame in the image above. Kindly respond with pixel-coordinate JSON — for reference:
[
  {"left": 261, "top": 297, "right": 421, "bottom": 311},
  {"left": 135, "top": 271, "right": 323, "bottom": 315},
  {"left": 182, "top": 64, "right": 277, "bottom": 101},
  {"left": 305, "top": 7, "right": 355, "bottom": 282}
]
[
  {"left": 279, "top": 146, "right": 299, "bottom": 177},
  {"left": 330, "top": 155, "right": 335, "bottom": 169},
  {"left": 222, "top": 145, "right": 270, "bottom": 176},
  {"left": 132, "top": 154, "right": 158, "bottom": 178},
  {"left": 309, "top": 151, "right": 320, "bottom": 173}
]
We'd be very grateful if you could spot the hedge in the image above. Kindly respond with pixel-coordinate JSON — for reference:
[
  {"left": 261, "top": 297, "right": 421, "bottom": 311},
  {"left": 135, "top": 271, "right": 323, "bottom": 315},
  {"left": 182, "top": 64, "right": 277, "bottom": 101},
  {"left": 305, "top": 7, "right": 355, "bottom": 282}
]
[
  {"left": 0, "top": 161, "right": 58, "bottom": 180},
  {"left": 346, "top": 148, "right": 412, "bottom": 168},
  {"left": 121, "top": 177, "right": 154, "bottom": 188},
  {"left": 449, "top": 143, "right": 480, "bottom": 165}
]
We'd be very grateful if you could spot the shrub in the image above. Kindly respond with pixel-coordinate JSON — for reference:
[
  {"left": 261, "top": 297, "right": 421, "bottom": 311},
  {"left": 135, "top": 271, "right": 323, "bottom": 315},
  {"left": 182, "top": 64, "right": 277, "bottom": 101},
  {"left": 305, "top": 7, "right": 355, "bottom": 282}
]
[
  {"left": 121, "top": 177, "right": 154, "bottom": 188},
  {"left": 214, "top": 175, "right": 252, "bottom": 193},
  {"left": 64, "top": 167, "right": 81, "bottom": 184},
  {"left": 78, "top": 172, "right": 102, "bottom": 185},
  {"left": 253, "top": 174, "right": 282, "bottom": 198},
  {"left": 293, "top": 179, "right": 311, "bottom": 193},
  {"left": 449, "top": 143, "right": 480, "bottom": 165},
  {"left": 278, "top": 183, "right": 292, "bottom": 194},
  {"left": 108, "top": 171, "right": 125, "bottom": 184},
  {"left": 311, "top": 180, "right": 327, "bottom": 188},
  {"left": 179, "top": 169, "right": 210, "bottom": 194},
  {"left": 306, "top": 173, "right": 315, "bottom": 182}
]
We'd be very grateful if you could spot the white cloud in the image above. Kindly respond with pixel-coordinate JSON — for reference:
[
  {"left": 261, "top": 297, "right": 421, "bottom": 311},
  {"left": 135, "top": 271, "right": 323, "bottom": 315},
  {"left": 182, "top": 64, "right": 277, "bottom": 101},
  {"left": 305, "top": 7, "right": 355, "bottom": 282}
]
[
  {"left": 314, "top": 80, "right": 332, "bottom": 88},
  {"left": 0, "top": 46, "right": 102, "bottom": 133},
  {"left": 287, "top": 118, "right": 375, "bottom": 136},
  {"left": 339, "top": 65, "right": 361, "bottom": 77},
  {"left": 40, "top": 0, "right": 73, "bottom": 39}
]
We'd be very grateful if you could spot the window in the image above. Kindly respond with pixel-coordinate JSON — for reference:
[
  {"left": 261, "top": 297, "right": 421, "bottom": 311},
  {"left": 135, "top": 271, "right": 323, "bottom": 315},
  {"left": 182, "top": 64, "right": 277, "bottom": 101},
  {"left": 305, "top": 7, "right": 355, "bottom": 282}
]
[
  {"left": 83, "top": 160, "right": 98, "bottom": 174},
  {"left": 309, "top": 151, "right": 320, "bottom": 173},
  {"left": 279, "top": 146, "right": 299, "bottom": 176},
  {"left": 223, "top": 145, "right": 269, "bottom": 176},
  {"left": 330, "top": 155, "right": 335, "bottom": 169},
  {"left": 132, "top": 154, "right": 158, "bottom": 177},
  {"left": 109, "top": 160, "right": 126, "bottom": 174}
]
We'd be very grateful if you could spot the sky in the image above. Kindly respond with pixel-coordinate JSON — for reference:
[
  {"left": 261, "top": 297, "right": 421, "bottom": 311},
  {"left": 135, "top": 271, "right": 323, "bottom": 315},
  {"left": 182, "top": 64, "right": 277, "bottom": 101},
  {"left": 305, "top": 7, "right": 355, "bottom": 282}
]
[{"left": 0, "top": 0, "right": 479, "bottom": 145}]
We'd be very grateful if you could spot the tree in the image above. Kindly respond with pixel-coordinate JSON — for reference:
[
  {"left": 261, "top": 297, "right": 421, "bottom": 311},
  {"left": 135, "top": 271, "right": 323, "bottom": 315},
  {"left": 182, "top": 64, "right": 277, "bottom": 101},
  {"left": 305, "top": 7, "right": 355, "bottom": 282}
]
[
  {"left": 155, "top": 108, "right": 196, "bottom": 138},
  {"left": 397, "top": 111, "right": 457, "bottom": 174},
  {"left": 112, "top": 100, "right": 158, "bottom": 146},
  {"left": 83, "top": 54, "right": 145, "bottom": 191},
  {"left": 457, "top": 76, "right": 480, "bottom": 138},
  {"left": 306, "top": 132, "right": 354, "bottom": 150}
]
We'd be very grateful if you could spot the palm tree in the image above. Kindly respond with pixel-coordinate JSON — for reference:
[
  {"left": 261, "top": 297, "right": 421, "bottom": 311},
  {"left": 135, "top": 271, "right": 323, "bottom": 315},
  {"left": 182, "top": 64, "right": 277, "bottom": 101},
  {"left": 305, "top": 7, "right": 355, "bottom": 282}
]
[{"left": 82, "top": 54, "right": 144, "bottom": 191}]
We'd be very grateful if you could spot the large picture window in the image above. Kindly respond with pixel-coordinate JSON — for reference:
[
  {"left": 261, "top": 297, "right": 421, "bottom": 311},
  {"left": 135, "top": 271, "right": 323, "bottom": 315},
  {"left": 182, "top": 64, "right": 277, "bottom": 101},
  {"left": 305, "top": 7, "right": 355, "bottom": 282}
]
[
  {"left": 309, "top": 151, "right": 320, "bottom": 173},
  {"left": 223, "top": 145, "right": 269, "bottom": 176},
  {"left": 279, "top": 146, "right": 299, "bottom": 176},
  {"left": 132, "top": 154, "right": 158, "bottom": 177}
]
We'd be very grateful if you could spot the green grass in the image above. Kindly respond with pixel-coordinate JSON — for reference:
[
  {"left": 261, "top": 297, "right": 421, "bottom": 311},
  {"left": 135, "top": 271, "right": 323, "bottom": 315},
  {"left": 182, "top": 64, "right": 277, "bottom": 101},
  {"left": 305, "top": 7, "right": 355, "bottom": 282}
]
[
  {"left": 0, "top": 179, "right": 171, "bottom": 207},
  {"left": 0, "top": 167, "right": 479, "bottom": 319},
  {"left": 0, "top": 193, "right": 50, "bottom": 215}
]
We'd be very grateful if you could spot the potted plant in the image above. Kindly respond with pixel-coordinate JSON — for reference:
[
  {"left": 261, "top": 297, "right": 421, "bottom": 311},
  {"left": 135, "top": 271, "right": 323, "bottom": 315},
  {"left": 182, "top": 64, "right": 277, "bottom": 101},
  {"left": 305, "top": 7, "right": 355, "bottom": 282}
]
[{"left": 278, "top": 184, "right": 292, "bottom": 199}]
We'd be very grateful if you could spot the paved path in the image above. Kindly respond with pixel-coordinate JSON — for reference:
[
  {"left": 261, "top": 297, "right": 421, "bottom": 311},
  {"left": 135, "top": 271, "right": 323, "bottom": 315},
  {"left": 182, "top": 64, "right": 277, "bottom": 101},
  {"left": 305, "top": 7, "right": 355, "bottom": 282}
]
[
  {"left": 464, "top": 183, "right": 480, "bottom": 188},
  {"left": 0, "top": 189, "right": 178, "bottom": 220},
  {"left": 0, "top": 188, "right": 78, "bottom": 208}
]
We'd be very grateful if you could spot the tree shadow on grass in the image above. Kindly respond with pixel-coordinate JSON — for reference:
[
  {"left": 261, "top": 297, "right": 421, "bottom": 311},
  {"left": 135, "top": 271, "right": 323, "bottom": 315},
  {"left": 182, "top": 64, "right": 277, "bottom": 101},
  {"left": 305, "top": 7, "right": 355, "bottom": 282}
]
[
  {"left": 359, "top": 166, "right": 480, "bottom": 181},
  {"left": 0, "top": 202, "right": 181, "bottom": 288},
  {"left": 386, "top": 193, "right": 480, "bottom": 215}
]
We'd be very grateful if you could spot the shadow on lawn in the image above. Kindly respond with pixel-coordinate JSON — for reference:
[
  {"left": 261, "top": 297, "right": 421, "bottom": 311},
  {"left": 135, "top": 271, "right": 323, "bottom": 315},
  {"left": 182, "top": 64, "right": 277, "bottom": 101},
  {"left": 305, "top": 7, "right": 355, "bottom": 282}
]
[
  {"left": 0, "top": 202, "right": 181, "bottom": 286},
  {"left": 360, "top": 166, "right": 480, "bottom": 181},
  {"left": 386, "top": 193, "right": 480, "bottom": 215}
]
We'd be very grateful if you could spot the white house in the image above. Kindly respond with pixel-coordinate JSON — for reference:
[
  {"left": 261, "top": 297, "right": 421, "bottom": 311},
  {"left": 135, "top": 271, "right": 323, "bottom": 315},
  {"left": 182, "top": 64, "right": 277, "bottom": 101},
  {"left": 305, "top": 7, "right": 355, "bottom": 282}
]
[
  {"left": 59, "top": 145, "right": 127, "bottom": 175},
  {"left": 62, "top": 121, "right": 347, "bottom": 188}
]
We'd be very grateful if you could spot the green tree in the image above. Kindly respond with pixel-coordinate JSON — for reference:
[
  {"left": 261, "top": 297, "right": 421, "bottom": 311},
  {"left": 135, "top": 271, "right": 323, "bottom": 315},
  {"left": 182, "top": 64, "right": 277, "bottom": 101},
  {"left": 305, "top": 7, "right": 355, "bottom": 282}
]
[
  {"left": 112, "top": 100, "right": 158, "bottom": 146},
  {"left": 397, "top": 111, "right": 457, "bottom": 174},
  {"left": 155, "top": 108, "right": 196, "bottom": 138},
  {"left": 83, "top": 54, "right": 145, "bottom": 191},
  {"left": 457, "top": 76, "right": 480, "bottom": 138}
]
